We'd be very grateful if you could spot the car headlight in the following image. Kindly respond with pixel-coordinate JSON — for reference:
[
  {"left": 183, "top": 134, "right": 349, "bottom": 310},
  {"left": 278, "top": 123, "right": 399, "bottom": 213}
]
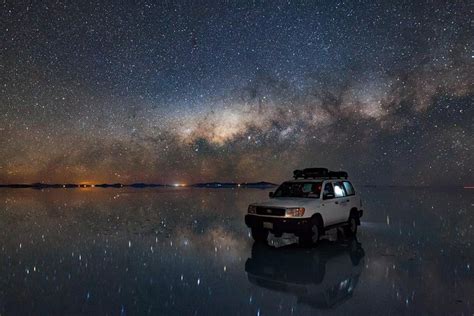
[
  {"left": 248, "top": 205, "right": 257, "bottom": 214},
  {"left": 285, "top": 207, "right": 305, "bottom": 217}
]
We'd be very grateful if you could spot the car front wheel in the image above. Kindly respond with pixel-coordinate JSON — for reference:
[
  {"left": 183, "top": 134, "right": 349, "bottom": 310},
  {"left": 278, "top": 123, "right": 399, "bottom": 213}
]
[
  {"left": 299, "top": 218, "right": 322, "bottom": 247},
  {"left": 344, "top": 215, "right": 358, "bottom": 237}
]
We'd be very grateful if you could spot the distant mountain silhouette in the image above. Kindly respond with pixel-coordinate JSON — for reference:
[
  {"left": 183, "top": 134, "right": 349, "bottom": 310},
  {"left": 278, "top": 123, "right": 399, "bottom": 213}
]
[
  {"left": 0, "top": 183, "right": 79, "bottom": 189},
  {"left": 129, "top": 183, "right": 165, "bottom": 188},
  {"left": 192, "top": 181, "right": 277, "bottom": 188},
  {"left": 94, "top": 183, "right": 122, "bottom": 188},
  {"left": 240, "top": 181, "right": 278, "bottom": 188}
]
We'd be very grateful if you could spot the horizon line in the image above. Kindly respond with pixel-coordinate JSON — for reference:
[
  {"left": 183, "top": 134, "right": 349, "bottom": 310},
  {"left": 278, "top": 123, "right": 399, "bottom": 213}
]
[{"left": 0, "top": 182, "right": 471, "bottom": 189}]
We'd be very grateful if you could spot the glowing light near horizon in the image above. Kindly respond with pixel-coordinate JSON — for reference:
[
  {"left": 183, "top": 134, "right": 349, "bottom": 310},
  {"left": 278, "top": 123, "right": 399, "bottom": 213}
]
[{"left": 173, "top": 183, "right": 186, "bottom": 187}]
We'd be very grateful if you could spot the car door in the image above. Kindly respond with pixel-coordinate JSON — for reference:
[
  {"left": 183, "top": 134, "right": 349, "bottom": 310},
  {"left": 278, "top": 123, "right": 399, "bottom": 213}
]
[
  {"left": 342, "top": 181, "right": 358, "bottom": 212},
  {"left": 321, "top": 182, "right": 340, "bottom": 225},
  {"left": 333, "top": 181, "right": 349, "bottom": 223}
]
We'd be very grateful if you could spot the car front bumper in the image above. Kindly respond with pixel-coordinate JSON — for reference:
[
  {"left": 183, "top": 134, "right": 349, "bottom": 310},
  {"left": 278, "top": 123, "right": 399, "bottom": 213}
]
[{"left": 245, "top": 214, "right": 312, "bottom": 234}]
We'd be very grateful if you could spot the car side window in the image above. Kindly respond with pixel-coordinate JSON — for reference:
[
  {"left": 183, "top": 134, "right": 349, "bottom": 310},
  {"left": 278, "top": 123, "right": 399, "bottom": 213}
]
[
  {"left": 343, "top": 181, "right": 355, "bottom": 196},
  {"left": 302, "top": 183, "right": 312, "bottom": 193},
  {"left": 323, "top": 183, "right": 335, "bottom": 199},
  {"left": 334, "top": 182, "right": 346, "bottom": 197},
  {"left": 309, "top": 183, "right": 322, "bottom": 198}
]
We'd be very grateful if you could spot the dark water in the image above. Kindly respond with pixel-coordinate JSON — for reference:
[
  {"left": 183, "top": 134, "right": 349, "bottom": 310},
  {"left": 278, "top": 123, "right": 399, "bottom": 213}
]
[{"left": 0, "top": 187, "right": 472, "bottom": 315}]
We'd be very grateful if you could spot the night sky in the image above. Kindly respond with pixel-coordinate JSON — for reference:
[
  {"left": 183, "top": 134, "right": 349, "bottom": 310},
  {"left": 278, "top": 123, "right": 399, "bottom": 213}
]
[{"left": 1, "top": 1, "right": 472, "bottom": 185}]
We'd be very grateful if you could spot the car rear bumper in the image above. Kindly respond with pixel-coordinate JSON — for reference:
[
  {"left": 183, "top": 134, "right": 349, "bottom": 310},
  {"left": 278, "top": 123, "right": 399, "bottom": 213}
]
[{"left": 245, "top": 214, "right": 312, "bottom": 234}]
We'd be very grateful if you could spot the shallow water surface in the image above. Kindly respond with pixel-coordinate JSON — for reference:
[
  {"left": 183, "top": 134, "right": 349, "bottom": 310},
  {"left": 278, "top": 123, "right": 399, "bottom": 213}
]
[{"left": 0, "top": 187, "right": 472, "bottom": 315}]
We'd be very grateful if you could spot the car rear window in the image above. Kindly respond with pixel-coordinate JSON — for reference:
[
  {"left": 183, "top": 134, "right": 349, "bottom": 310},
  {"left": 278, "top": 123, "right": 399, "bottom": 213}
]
[{"left": 343, "top": 181, "right": 355, "bottom": 196}]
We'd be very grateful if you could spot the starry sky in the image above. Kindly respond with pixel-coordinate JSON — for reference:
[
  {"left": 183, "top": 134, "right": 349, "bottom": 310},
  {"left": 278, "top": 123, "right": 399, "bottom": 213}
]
[{"left": 1, "top": 1, "right": 472, "bottom": 185}]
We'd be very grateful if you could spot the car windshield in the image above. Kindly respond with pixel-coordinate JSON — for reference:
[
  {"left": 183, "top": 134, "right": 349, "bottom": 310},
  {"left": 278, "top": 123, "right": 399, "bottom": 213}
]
[{"left": 273, "top": 182, "right": 322, "bottom": 198}]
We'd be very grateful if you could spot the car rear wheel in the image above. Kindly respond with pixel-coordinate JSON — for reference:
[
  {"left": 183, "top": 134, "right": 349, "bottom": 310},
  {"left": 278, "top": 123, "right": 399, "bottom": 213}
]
[
  {"left": 344, "top": 215, "right": 358, "bottom": 237},
  {"left": 251, "top": 228, "right": 268, "bottom": 243}
]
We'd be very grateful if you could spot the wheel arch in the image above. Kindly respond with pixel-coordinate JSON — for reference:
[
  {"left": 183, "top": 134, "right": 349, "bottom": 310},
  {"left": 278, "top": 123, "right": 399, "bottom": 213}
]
[{"left": 311, "top": 213, "right": 324, "bottom": 229}]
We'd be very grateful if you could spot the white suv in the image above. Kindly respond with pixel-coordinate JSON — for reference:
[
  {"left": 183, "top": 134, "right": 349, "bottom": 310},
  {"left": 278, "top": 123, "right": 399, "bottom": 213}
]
[{"left": 245, "top": 168, "right": 363, "bottom": 245}]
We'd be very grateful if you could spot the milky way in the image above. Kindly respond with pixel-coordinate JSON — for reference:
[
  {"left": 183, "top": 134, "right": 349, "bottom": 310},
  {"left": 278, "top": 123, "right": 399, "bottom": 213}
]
[{"left": 1, "top": 1, "right": 472, "bottom": 185}]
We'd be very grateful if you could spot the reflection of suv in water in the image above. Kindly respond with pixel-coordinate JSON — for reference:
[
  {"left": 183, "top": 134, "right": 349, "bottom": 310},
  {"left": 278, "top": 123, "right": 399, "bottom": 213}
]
[
  {"left": 246, "top": 240, "right": 365, "bottom": 309},
  {"left": 245, "top": 168, "right": 363, "bottom": 245}
]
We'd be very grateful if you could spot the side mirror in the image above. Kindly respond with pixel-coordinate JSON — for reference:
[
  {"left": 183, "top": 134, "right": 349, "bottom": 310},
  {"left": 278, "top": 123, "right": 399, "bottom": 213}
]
[
  {"left": 324, "top": 193, "right": 334, "bottom": 200},
  {"left": 268, "top": 192, "right": 274, "bottom": 198}
]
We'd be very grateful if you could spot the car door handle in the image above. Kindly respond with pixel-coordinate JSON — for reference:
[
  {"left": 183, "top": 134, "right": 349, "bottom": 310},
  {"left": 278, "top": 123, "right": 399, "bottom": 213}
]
[
  {"left": 334, "top": 201, "right": 339, "bottom": 204},
  {"left": 346, "top": 199, "right": 350, "bottom": 202}
]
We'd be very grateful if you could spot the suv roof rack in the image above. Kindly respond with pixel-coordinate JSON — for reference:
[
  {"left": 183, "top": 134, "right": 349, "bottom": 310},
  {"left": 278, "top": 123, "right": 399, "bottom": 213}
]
[{"left": 293, "top": 168, "right": 348, "bottom": 180}]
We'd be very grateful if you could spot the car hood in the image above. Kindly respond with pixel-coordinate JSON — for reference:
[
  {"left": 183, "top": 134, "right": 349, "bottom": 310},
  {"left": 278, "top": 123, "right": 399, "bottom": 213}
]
[{"left": 251, "top": 198, "right": 321, "bottom": 208}]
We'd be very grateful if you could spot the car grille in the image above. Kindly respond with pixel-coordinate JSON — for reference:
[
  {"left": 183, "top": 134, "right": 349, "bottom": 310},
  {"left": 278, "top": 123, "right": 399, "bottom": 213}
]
[{"left": 256, "top": 207, "right": 286, "bottom": 216}]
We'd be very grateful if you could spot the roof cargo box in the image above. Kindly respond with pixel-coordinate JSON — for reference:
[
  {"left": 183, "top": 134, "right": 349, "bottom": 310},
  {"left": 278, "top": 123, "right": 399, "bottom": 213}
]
[
  {"left": 293, "top": 168, "right": 329, "bottom": 179},
  {"left": 293, "top": 168, "right": 348, "bottom": 179},
  {"left": 328, "top": 171, "right": 348, "bottom": 179}
]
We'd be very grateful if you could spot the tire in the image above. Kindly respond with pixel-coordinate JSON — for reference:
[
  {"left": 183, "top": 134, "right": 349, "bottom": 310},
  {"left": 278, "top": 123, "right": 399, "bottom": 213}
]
[
  {"left": 299, "top": 218, "right": 322, "bottom": 247},
  {"left": 251, "top": 228, "right": 268, "bottom": 243},
  {"left": 344, "top": 215, "right": 358, "bottom": 237}
]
